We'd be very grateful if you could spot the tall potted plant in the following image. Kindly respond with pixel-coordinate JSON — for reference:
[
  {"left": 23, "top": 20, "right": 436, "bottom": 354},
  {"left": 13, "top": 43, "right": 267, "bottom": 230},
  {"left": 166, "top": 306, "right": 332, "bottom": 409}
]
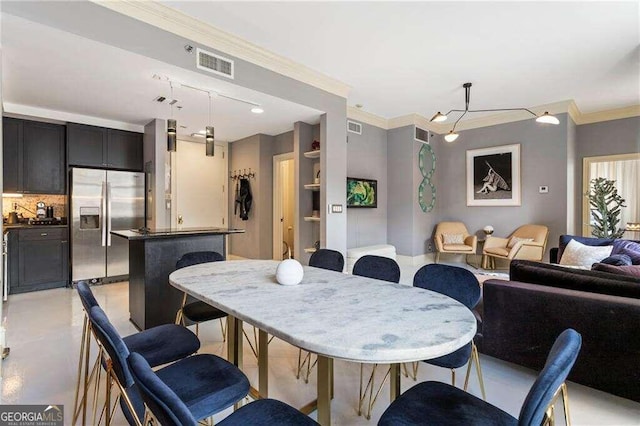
[{"left": 587, "top": 177, "right": 626, "bottom": 238}]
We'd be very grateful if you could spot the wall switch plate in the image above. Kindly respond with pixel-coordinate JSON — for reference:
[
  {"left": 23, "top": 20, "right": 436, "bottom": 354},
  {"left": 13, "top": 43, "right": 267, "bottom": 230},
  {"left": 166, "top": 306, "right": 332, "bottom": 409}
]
[
  {"left": 539, "top": 186, "right": 549, "bottom": 193},
  {"left": 329, "top": 204, "right": 343, "bottom": 214}
]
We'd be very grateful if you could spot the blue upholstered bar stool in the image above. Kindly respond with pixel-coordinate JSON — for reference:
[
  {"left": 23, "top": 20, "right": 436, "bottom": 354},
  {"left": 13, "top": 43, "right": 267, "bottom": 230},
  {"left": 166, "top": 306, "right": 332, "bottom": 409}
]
[
  {"left": 352, "top": 255, "right": 402, "bottom": 419},
  {"left": 297, "top": 249, "right": 346, "bottom": 382},
  {"left": 174, "top": 251, "right": 228, "bottom": 340},
  {"left": 74, "top": 282, "right": 200, "bottom": 425},
  {"left": 413, "top": 264, "right": 487, "bottom": 400},
  {"left": 378, "top": 329, "right": 582, "bottom": 426},
  {"left": 88, "top": 306, "right": 250, "bottom": 426},
  {"left": 128, "top": 352, "right": 319, "bottom": 426}
]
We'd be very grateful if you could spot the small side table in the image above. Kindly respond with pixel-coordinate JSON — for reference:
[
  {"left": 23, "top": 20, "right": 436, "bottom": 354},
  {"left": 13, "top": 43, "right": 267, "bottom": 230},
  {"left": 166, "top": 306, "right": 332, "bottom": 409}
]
[
  {"left": 466, "top": 239, "right": 485, "bottom": 269},
  {"left": 480, "top": 235, "right": 496, "bottom": 270}
]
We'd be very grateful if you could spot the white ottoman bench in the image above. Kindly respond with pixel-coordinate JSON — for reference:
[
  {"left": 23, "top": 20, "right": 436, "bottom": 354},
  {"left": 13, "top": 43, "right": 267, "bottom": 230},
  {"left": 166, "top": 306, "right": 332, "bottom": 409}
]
[{"left": 346, "top": 244, "right": 397, "bottom": 274}]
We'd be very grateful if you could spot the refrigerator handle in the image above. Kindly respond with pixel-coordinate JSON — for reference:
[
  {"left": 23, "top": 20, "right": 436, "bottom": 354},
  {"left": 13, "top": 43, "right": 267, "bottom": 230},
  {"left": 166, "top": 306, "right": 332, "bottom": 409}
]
[
  {"left": 101, "top": 181, "right": 107, "bottom": 247},
  {"left": 107, "top": 182, "right": 112, "bottom": 246}
]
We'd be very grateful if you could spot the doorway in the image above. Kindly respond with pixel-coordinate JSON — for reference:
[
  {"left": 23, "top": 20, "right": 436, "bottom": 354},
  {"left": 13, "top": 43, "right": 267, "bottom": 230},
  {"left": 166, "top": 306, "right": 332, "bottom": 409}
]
[
  {"left": 273, "top": 153, "right": 295, "bottom": 260},
  {"left": 582, "top": 153, "right": 640, "bottom": 237},
  {"left": 174, "top": 140, "right": 228, "bottom": 228}
]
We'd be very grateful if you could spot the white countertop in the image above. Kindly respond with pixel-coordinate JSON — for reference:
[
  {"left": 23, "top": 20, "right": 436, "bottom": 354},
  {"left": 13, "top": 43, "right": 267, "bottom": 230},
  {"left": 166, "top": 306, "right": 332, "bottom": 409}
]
[{"left": 169, "top": 259, "right": 477, "bottom": 364}]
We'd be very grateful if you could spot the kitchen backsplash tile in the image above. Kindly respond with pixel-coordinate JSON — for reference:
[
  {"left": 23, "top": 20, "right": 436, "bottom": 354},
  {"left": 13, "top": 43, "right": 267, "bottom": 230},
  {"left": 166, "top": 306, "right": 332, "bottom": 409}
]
[{"left": 3, "top": 194, "right": 67, "bottom": 218}]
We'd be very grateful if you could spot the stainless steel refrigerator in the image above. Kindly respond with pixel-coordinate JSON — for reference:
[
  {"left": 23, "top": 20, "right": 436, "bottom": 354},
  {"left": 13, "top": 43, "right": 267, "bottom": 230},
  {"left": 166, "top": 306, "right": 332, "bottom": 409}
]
[{"left": 71, "top": 168, "right": 144, "bottom": 283}]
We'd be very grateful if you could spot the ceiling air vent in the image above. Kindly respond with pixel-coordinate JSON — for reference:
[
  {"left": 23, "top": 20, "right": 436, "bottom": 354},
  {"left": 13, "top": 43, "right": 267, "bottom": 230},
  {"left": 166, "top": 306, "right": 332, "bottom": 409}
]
[
  {"left": 347, "top": 120, "right": 362, "bottom": 135},
  {"left": 415, "top": 126, "right": 430, "bottom": 144},
  {"left": 196, "top": 48, "right": 234, "bottom": 79}
]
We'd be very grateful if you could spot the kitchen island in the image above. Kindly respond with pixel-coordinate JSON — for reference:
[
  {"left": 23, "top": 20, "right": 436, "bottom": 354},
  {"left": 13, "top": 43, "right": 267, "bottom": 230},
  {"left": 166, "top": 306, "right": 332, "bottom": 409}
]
[{"left": 111, "top": 227, "right": 244, "bottom": 330}]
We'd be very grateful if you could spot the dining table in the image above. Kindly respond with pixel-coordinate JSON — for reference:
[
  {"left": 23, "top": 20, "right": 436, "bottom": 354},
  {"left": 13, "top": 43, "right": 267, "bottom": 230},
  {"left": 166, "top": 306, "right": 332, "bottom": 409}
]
[{"left": 169, "top": 259, "right": 477, "bottom": 425}]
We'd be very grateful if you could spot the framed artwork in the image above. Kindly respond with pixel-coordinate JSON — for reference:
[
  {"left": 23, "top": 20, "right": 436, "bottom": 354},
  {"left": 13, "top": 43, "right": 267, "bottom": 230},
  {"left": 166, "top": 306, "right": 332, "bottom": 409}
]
[
  {"left": 346, "top": 177, "right": 377, "bottom": 208},
  {"left": 466, "top": 143, "right": 521, "bottom": 206}
]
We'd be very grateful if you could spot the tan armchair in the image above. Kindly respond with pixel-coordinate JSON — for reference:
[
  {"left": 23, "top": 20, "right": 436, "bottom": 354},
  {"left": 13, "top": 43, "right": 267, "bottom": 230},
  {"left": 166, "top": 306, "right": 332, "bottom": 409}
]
[
  {"left": 482, "top": 224, "right": 549, "bottom": 267},
  {"left": 434, "top": 222, "right": 477, "bottom": 263}
]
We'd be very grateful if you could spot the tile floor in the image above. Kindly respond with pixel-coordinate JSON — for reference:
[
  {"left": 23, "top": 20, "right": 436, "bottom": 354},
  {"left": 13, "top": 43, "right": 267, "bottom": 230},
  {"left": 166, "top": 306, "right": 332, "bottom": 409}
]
[{"left": 2, "top": 263, "right": 640, "bottom": 425}]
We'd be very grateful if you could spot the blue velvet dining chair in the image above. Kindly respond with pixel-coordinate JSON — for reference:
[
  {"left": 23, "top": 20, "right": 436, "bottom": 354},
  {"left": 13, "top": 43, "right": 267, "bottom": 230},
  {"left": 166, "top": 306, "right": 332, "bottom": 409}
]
[
  {"left": 128, "top": 351, "right": 319, "bottom": 426},
  {"left": 378, "top": 328, "right": 582, "bottom": 426},
  {"left": 413, "top": 264, "right": 486, "bottom": 400},
  {"left": 351, "top": 255, "right": 402, "bottom": 419},
  {"left": 88, "top": 305, "right": 250, "bottom": 426},
  {"left": 309, "top": 248, "right": 345, "bottom": 272},
  {"left": 74, "top": 281, "right": 201, "bottom": 425},
  {"left": 174, "top": 251, "right": 228, "bottom": 340},
  {"left": 297, "top": 249, "right": 346, "bottom": 382}
]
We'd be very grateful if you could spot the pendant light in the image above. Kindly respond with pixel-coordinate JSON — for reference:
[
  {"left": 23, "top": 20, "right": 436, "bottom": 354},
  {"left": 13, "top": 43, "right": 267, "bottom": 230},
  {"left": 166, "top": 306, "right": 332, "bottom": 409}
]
[
  {"left": 167, "top": 83, "right": 177, "bottom": 152},
  {"left": 206, "top": 92, "right": 215, "bottom": 157},
  {"left": 430, "top": 82, "right": 559, "bottom": 143},
  {"left": 536, "top": 111, "right": 560, "bottom": 125}
]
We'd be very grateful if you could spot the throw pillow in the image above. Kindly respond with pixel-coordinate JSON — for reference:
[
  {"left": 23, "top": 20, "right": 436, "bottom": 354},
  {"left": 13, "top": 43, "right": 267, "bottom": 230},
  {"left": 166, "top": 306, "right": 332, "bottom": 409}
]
[
  {"left": 559, "top": 239, "right": 613, "bottom": 267},
  {"left": 611, "top": 240, "right": 640, "bottom": 265},
  {"left": 600, "top": 254, "right": 633, "bottom": 266},
  {"left": 507, "top": 236, "right": 534, "bottom": 249},
  {"left": 442, "top": 233, "right": 465, "bottom": 245},
  {"left": 592, "top": 263, "right": 640, "bottom": 278}
]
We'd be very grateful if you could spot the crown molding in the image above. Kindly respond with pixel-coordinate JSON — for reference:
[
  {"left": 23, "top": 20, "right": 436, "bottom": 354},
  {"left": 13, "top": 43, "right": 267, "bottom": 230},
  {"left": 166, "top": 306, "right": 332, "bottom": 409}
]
[
  {"left": 574, "top": 104, "right": 640, "bottom": 125},
  {"left": 93, "top": 1, "right": 351, "bottom": 99},
  {"left": 3, "top": 103, "right": 145, "bottom": 132},
  {"left": 350, "top": 100, "right": 640, "bottom": 135},
  {"left": 346, "top": 106, "right": 388, "bottom": 129}
]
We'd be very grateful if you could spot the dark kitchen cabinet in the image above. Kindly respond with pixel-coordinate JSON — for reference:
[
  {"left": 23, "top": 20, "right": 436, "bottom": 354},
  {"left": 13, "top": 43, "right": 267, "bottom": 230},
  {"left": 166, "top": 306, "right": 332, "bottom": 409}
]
[
  {"left": 2, "top": 118, "right": 65, "bottom": 194},
  {"left": 8, "top": 227, "right": 69, "bottom": 294},
  {"left": 67, "top": 123, "right": 143, "bottom": 171},
  {"left": 67, "top": 123, "right": 106, "bottom": 168},
  {"left": 3, "top": 117, "right": 22, "bottom": 193},
  {"left": 107, "top": 129, "right": 143, "bottom": 171}
]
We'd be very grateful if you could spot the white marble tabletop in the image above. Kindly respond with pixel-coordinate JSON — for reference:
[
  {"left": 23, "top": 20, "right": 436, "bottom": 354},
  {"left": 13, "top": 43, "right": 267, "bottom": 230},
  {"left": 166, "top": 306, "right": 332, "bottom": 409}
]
[{"left": 169, "top": 259, "right": 477, "bottom": 364}]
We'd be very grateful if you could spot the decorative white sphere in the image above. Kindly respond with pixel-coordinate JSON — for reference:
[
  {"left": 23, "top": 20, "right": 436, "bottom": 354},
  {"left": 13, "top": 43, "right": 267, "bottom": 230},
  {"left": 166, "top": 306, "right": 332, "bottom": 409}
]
[{"left": 276, "top": 259, "right": 304, "bottom": 286}]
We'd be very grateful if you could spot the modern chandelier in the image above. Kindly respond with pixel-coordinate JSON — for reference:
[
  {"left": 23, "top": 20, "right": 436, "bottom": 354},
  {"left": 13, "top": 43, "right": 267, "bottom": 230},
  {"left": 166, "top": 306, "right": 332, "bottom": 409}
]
[{"left": 430, "top": 82, "right": 560, "bottom": 143}]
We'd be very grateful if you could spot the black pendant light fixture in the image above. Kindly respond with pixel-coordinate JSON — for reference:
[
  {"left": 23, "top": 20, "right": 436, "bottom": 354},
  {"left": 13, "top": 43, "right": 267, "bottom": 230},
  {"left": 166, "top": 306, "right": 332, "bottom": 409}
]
[
  {"left": 206, "top": 93, "right": 215, "bottom": 157},
  {"left": 167, "top": 82, "right": 177, "bottom": 152},
  {"left": 431, "top": 82, "right": 559, "bottom": 143}
]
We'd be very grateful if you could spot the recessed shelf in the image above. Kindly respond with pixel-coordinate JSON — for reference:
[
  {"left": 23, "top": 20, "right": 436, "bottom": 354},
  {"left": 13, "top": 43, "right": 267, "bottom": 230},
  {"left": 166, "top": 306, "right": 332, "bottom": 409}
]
[
  {"left": 304, "top": 183, "right": 320, "bottom": 190},
  {"left": 304, "top": 216, "right": 320, "bottom": 222},
  {"left": 303, "top": 150, "right": 320, "bottom": 159},
  {"left": 304, "top": 247, "right": 317, "bottom": 253}
]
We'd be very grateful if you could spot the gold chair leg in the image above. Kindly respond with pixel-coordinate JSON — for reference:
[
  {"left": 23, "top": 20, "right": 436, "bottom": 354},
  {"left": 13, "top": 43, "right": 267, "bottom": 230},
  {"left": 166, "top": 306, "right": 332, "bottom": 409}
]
[
  {"left": 242, "top": 327, "right": 259, "bottom": 358},
  {"left": 561, "top": 383, "right": 571, "bottom": 426},
  {"left": 305, "top": 353, "right": 317, "bottom": 384},
  {"left": 219, "top": 318, "right": 227, "bottom": 343},
  {"left": 175, "top": 293, "right": 188, "bottom": 325},
  {"left": 358, "top": 363, "right": 391, "bottom": 420},
  {"left": 92, "top": 351, "right": 104, "bottom": 426},
  {"left": 463, "top": 342, "right": 486, "bottom": 400},
  {"left": 296, "top": 348, "right": 304, "bottom": 379},
  {"left": 72, "top": 316, "right": 88, "bottom": 424},
  {"left": 412, "top": 361, "right": 419, "bottom": 380},
  {"left": 451, "top": 369, "right": 456, "bottom": 387}
]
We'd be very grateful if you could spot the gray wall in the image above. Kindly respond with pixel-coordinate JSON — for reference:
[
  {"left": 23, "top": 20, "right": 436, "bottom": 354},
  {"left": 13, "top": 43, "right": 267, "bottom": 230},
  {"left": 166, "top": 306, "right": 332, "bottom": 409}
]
[
  {"left": 574, "top": 116, "right": 640, "bottom": 231},
  {"left": 346, "top": 122, "right": 388, "bottom": 248},
  {"left": 273, "top": 131, "right": 293, "bottom": 156},
  {"left": 433, "top": 115, "right": 571, "bottom": 260},
  {"left": 387, "top": 126, "right": 415, "bottom": 256}
]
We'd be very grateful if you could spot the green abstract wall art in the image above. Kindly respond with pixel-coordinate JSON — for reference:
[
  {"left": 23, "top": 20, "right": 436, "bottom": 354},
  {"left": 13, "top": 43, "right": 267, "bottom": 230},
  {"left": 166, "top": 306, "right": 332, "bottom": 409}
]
[{"left": 418, "top": 143, "right": 436, "bottom": 212}]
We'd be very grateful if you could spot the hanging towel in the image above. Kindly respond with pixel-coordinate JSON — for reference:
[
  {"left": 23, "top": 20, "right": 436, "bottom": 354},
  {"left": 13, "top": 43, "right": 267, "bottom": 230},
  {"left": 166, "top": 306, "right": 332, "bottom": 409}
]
[{"left": 235, "top": 178, "right": 253, "bottom": 221}]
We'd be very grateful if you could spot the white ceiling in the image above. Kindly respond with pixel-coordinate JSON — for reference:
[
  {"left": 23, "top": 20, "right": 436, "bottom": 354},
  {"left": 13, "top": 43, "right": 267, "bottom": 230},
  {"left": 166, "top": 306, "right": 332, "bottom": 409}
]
[
  {"left": 161, "top": 1, "right": 640, "bottom": 119},
  {"left": 1, "top": 14, "right": 322, "bottom": 140}
]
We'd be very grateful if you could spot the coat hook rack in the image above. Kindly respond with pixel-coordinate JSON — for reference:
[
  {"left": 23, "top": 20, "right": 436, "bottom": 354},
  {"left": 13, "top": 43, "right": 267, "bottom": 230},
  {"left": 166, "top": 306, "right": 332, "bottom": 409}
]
[{"left": 230, "top": 168, "right": 256, "bottom": 180}]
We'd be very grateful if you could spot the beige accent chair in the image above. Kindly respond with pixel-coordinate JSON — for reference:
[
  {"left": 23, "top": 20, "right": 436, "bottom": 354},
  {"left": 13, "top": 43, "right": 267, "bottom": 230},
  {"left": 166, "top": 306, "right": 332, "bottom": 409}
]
[
  {"left": 482, "top": 224, "right": 549, "bottom": 266},
  {"left": 434, "top": 222, "right": 477, "bottom": 263}
]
